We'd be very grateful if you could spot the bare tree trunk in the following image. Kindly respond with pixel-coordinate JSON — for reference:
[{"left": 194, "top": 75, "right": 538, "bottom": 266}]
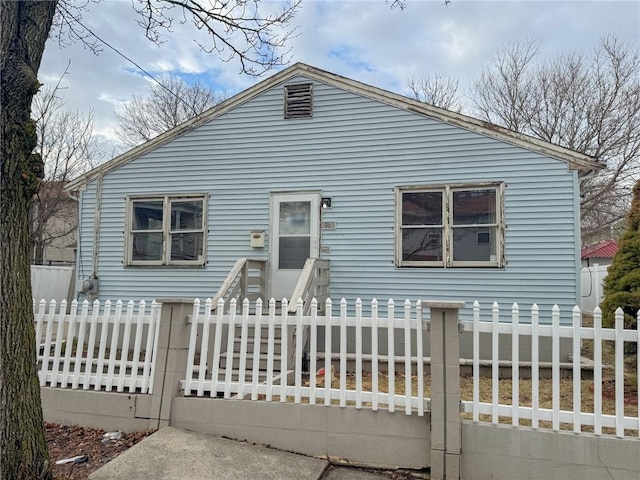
[
  {"left": 33, "top": 241, "right": 45, "bottom": 265},
  {"left": 1, "top": 1, "right": 58, "bottom": 479}
]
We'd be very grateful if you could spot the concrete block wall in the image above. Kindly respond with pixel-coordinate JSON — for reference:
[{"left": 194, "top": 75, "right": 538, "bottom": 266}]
[
  {"left": 461, "top": 422, "right": 640, "bottom": 479},
  {"left": 171, "top": 398, "right": 431, "bottom": 469},
  {"left": 41, "top": 388, "right": 155, "bottom": 432}
]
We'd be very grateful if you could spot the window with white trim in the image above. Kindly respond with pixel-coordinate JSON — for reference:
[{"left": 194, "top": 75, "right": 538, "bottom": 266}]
[
  {"left": 126, "top": 195, "right": 206, "bottom": 266},
  {"left": 396, "top": 183, "right": 504, "bottom": 267}
]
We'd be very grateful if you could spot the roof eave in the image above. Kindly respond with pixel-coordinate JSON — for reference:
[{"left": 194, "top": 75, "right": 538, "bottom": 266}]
[
  {"left": 65, "top": 65, "right": 308, "bottom": 192},
  {"left": 294, "top": 64, "right": 601, "bottom": 172}
]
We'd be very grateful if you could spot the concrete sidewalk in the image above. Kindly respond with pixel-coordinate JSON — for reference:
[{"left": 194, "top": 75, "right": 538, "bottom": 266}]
[{"left": 88, "top": 427, "right": 391, "bottom": 480}]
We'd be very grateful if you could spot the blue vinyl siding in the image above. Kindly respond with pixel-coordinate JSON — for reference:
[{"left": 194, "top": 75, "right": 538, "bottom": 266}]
[
  {"left": 77, "top": 74, "right": 581, "bottom": 321},
  {"left": 75, "top": 182, "right": 96, "bottom": 289}
]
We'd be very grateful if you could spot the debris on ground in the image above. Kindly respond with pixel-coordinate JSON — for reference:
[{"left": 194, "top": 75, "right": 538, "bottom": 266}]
[
  {"left": 101, "top": 431, "right": 123, "bottom": 443},
  {"left": 46, "top": 422, "right": 155, "bottom": 480},
  {"left": 54, "top": 455, "right": 89, "bottom": 465}
]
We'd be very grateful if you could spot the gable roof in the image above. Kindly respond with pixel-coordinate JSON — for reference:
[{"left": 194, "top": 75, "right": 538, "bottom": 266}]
[
  {"left": 581, "top": 240, "right": 618, "bottom": 260},
  {"left": 66, "top": 63, "right": 602, "bottom": 191}
]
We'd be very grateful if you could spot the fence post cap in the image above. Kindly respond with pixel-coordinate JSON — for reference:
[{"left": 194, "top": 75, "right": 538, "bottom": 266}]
[
  {"left": 153, "top": 298, "right": 196, "bottom": 304},
  {"left": 423, "top": 300, "right": 466, "bottom": 309}
]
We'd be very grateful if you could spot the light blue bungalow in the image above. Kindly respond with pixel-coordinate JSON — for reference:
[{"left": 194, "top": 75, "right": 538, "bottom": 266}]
[{"left": 66, "top": 63, "right": 601, "bottom": 321}]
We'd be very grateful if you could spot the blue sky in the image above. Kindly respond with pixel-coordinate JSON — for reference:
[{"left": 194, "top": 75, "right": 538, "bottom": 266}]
[{"left": 39, "top": 0, "right": 640, "bottom": 146}]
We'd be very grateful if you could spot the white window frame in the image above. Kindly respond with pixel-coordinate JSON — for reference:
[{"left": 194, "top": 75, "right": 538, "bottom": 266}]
[
  {"left": 125, "top": 194, "right": 207, "bottom": 267},
  {"left": 396, "top": 182, "right": 505, "bottom": 268}
]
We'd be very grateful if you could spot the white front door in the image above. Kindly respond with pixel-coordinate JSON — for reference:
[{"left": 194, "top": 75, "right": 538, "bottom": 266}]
[{"left": 270, "top": 192, "right": 320, "bottom": 300}]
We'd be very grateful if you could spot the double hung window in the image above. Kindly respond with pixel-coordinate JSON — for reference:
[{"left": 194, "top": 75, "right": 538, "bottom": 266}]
[
  {"left": 126, "top": 195, "right": 206, "bottom": 266},
  {"left": 396, "top": 183, "right": 504, "bottom": 267}
]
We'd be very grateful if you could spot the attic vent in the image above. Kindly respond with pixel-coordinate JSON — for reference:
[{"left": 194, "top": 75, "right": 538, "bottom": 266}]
[{"left": 284, "top": 83, "right": 313, "bottom": 119}]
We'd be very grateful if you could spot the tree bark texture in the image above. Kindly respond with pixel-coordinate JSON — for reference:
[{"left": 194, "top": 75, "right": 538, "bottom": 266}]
[{"left": 1, "top": 1, "right": 58, "bottom": 479}]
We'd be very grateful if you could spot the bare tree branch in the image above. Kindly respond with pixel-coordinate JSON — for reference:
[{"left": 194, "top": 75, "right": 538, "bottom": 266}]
[
  {"left": 52, "top": 0, "right": 102, "bottom": 54},
  {"left": 30, "top": 65, "right": 104, "bottom": 263},
  {"left": 132, "top": 0, "right": 301, "bottom": 76},
  {"left": 114, "top": 73, "right": 227, "bottom": 147},
  {"left": 470, "top": 36, "right": 640, "bottom": 240},
  {"left": 52, "top": 0, "right": 301, "bottom": 77},
  {"left": 472, "top": 39, "right": 539, "bottom": 133},
  {"left": 406, "top": 73, "right": 461, "bottom": 111}
]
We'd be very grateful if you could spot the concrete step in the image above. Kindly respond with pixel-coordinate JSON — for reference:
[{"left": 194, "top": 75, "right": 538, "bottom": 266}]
[
  {"left": 229, "top": 325, "right": 284, "bottom": 336},
  {"left": 215, "top": 369, "right": 269, "bottom": 383},
  {"left": 210, "top": 370, "right": 295, "bottom": 399},
  {"left": 225, "top": 324, "right": 299, "bottom": 357},
  {"left": 233, "top": 337, "right": 284, "bottom": 356},
  {"left": 219, "top": 351, "right": 292, "bottom": 372}
]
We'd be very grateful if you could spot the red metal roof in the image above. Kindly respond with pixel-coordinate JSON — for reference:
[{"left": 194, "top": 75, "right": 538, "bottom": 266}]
[{"left": 581, "top": 240, "right": 618, "bottom": 259}]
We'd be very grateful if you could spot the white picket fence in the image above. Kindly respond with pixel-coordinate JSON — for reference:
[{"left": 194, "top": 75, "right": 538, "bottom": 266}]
[
  {"left": 183, "top": 297, "right": 429, "bottom": 416},
  {"left": 36, "top": 295, "right": 638, "bottom": 439},
  {"left": 35, "top": 299, "right": 162, "bottom": 394},
  {"left": 183, "top": 297, "right": 639, "bottom": 438},
  {"left": 462, "top": 302, "right": 639, "bottom": 438}
]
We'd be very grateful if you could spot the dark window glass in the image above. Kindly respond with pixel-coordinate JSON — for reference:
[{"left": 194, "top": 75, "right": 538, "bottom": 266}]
[
  {"left": 402, "top": 228, "right": 443, "bottom": 262},
  {"left": 171, "top": 200, "right": 203, "bottom": 230},
  {"left": 132, "top": 201, "right": 163, "bottom": 230},
  {"left": 402, "top": 192, "right": 442, "bottom": 226},
  {"left": 452, "top": 189, "right": 496, "bottom": 225},
  {"left": 279, "top": 237, "right": 310, "bottom": 269},
  {"left": 452, "top": 227, "right": 496, "bottom": 262},
  {"left": 171, "top": 232, "right": 203, "bottom": 261},
  {"left": 132, "top": 232, "right": 163, "bottom": 260}
]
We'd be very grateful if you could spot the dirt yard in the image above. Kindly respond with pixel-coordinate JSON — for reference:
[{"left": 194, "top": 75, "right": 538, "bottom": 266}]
[{"left": 45, "top": 423, "right": 154, "bottom": 480}]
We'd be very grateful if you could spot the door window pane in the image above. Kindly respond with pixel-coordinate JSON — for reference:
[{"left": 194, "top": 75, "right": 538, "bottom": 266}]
[
  {"left": 279, "top": 202, "right": 311, "bottom": 235},
  {"left": 279, "top": 237, "right": 310, "bottom": 269}
]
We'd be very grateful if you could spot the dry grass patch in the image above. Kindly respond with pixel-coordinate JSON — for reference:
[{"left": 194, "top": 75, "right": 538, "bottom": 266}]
[{"left": 296, "top": 371, "right": 638, "bottom": 435}]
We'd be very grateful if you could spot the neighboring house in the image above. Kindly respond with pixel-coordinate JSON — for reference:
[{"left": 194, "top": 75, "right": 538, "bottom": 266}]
[
  {"left": 66, "top": 63, "right": 601, "bottom": 319},
  {"left": 581, "top": 240, "right": 618, "bottom": 267},
  {"left": 582, "top": 218, "right": 625, "bottom": 247},
  {"left": 31, "top": 181, "right": 77, "bottom": 265}
]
